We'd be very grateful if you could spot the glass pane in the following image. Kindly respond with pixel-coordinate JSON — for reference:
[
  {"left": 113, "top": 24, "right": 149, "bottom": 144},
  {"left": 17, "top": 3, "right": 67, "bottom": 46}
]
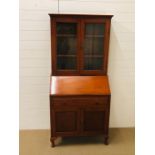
[
  {"left": 85, "top": 24, "right": 104, "bottom": 35},
  {"left": 84, "top": 23, "right": 105, "bottom": 70},
  {"left": 57, "top": 36, "right": 76, "bottom": 55},
  {"left": 84, "top": 57, "right": 103, "bottom": 70},
  {"left": 56, "top": 23, "right": 77, "bottom": 70},
  {"left": 57, "top": 56, "right": 76, "bottom": 70},
  {"left": 84, "top": 37, "right": 104, "bottom": 55},
  {"left": 57, "top": 23, "right": 77, "bottom": 35}
]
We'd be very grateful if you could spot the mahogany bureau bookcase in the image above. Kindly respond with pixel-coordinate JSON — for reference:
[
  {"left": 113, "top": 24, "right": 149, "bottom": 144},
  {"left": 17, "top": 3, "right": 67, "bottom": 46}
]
[{"left": 49, "top": 14, "right": 113, "bottom": 147}]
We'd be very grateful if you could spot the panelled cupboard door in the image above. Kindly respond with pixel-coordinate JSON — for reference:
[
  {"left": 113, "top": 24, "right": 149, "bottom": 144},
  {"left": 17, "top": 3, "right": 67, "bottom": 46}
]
[
  {"left": 52, "top": 108, "right": 80, "bottom": 136},
  {"left": 51, "top": 18, "right": 81, "bottom": 75},
  {"left": 52, "top": 108, "right": 106, "bottom": 136},
  {"left": 82, "top": 108, "right": 106, "bottom": 134}
]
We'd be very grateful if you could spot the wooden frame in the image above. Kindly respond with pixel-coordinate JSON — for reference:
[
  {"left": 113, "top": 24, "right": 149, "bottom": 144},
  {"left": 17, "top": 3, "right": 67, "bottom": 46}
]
[
  {"left": 51, "top": 17, "right": 81, "bottom": 75},
  {"left": 49, "top": 14, "right": 113, "bottom": 147},
  {"left": 80, "top": 18, "right": 106, "bottom": 75},
  {"left": 49, "top": 14, "right": 113, "bottom": 75}
]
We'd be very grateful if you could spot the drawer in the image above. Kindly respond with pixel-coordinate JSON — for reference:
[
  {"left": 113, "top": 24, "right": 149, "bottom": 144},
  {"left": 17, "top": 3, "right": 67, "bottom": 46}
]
[{"left": 52, "top": 97, "right": 109, "bottom": 108}]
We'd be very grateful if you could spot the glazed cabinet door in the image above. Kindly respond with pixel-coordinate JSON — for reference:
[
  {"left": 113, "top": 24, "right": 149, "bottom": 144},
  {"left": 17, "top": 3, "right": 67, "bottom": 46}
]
[
  {"left": 80, "top": 19, "right": 108, "bottom": 75},
  {"left": 81, "top": 108, "right": 106, "bottom": 134},
  {"left": 52, "top": 108, "right": 80, "bottom": 136},
  {"left": 51, "top": 18, "right": 80, "bottom": 75}
]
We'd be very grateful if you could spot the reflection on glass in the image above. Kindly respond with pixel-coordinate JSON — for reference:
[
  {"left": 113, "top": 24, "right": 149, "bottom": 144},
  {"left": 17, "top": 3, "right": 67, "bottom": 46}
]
[
  {"left": 57, "top": 37, "right": 76, "bottom": 55},
  {"left": 57, "top": 23, "right": 77, "bottom": 34},
  {"left": 85, "top": 24, "right": 104, "bottom": 35},
  {"left": 56, "top": 23, "right": 77, "bottom": 70},
  {"left": 84, "top": 57, "right": 103, "bottom": 70},
  {"left": 57, "top": 57, "right": 76, "bottom": 70},
  {"left": 84, "top": 37, "right": 104, "bottom": 55},
  {"left": 84, "top": 23, "right": 105, "bottom": 70}
]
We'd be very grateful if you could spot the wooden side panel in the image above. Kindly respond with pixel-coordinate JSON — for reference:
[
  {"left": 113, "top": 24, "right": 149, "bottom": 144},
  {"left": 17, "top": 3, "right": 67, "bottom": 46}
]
[{"left": 103, "top": 18, "right": 112, "bottom": 74}]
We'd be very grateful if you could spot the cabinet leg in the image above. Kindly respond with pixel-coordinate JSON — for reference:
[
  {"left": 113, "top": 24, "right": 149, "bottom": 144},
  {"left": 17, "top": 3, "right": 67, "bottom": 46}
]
[
  {"left": 50, "top": 137, "right": 56, "bottom": 147},
  {"left": 104, "top": 135, "right": 109, "bottom": 145}
]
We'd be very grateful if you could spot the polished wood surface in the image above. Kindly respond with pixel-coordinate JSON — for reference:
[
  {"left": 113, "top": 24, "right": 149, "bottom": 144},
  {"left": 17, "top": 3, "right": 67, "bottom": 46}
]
[{"left": 50, "top": 76, "right": 111, "bottom": 96}]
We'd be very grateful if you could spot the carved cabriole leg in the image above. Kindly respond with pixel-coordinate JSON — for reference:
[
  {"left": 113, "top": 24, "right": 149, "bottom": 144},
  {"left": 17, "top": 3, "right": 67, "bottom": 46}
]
[{"left": 50, "top": 137, "right": 56, "bottom": 147}]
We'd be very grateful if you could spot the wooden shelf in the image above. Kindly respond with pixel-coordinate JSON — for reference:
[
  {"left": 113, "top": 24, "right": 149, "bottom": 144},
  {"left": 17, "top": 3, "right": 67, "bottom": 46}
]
[
  {"left": 57, "top": 54, "right": 76, "bottom": 57},
  {"left": 85, "top": 35, "right": 104, "bottom": 38},
  {"left": 84, "top": 55, "right": 103, "bottom": 58},
  {"left": 57, "top": 34, "right": 76, "bottom": 37},
  {"left": 57, "top": 55, "right": 102, "bottom": 58},
  {"left": 57, "top": 34, "right": 103, "bottom": 38}
]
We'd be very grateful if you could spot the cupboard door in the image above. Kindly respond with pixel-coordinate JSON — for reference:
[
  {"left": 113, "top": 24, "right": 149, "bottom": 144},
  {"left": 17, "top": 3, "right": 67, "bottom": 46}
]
[
  {"left": 52, "top": 108, "right": 80, "bottom": 136},
  {"left": 52, "top": 19, "right": 80, "bottom": 75},
  {"left": 80, "top": 19, "right": 106, "bottom": 75},
  {"left": 82, "top": 108, "right": 105, "bottom": 134}
]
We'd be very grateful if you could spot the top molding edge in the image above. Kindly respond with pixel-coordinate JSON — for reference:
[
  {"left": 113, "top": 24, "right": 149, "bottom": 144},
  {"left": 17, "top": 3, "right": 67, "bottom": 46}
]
[{"left": 48, "top": 13, "right": 114, "bottom": 18}]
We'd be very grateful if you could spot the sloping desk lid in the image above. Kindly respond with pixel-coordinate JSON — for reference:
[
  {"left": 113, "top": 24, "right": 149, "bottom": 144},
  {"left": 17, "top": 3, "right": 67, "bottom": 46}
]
[{"left": 50, "top": 76, "right": 111, "bottom": 96}]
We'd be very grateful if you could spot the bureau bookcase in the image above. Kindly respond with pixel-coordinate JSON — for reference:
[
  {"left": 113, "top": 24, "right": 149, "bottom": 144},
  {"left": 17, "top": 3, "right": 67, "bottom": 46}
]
[{"left": 49, "top": 14, "right": 113, "bottom": 147}]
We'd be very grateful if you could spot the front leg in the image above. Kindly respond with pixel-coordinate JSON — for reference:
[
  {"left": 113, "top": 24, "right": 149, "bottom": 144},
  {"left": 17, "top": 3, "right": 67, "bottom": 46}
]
[
  {"left": 104, "top": 135, "right": 109, "bottom": 145},
  {"left": 50, "top": 137, "right": 57, "bottom": 147}
]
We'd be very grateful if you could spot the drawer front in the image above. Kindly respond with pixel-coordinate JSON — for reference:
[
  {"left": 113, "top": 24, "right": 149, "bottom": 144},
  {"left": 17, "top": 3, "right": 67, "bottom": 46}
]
[{"left": 52, "top": 97, "right": 109, "bottom": 109}]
